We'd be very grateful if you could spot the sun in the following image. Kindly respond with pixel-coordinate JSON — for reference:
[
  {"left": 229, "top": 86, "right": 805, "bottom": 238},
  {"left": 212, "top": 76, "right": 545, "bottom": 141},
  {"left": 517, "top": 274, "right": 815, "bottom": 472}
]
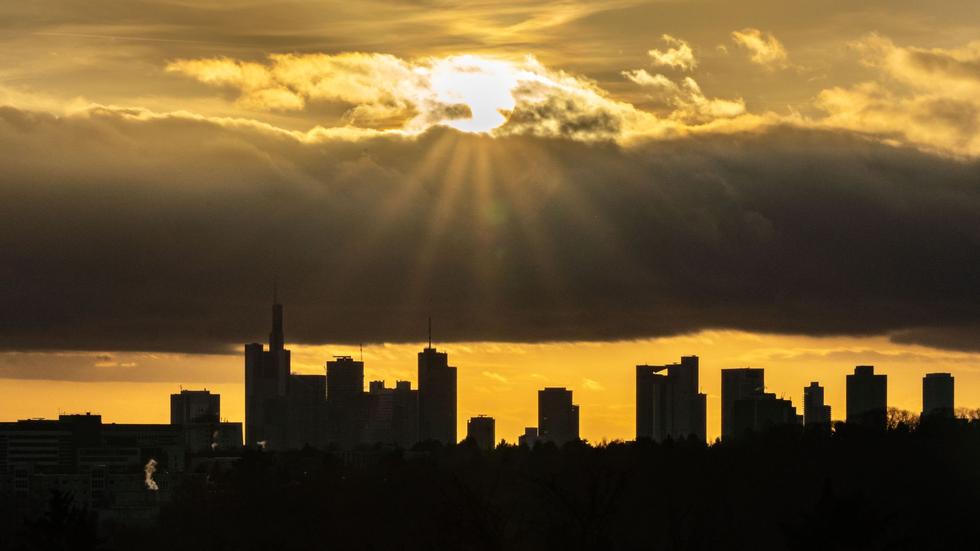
[{"left": 427, "top": 55, "right": 523, "bottom": 133}]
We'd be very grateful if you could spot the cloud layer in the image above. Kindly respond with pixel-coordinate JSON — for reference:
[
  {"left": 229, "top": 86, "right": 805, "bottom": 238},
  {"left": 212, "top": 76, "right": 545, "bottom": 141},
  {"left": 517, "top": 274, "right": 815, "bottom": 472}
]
[{"left": 1, "top": 105, "right": 979, "bottom": 353}]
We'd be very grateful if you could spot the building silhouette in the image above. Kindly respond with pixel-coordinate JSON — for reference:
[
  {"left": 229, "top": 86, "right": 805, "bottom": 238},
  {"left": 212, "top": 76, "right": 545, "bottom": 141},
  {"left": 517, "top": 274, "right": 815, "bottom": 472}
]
[
  {"left": 0, "top": 411, "right": 242, "bottom": 513},
  {"left": 244, "top": 293, "right": 330, "bottom": 450},
  {"left": 466, "top": 416, "right": 495, "bottom": 450},
  {"left": 732, "top": 392, "right": 801, "bottom": 436},
  {"left": 244, "top": 294, "right": 435, "bottom": 450},
  {"left": 636, "top": 356, "right": 707, "bottom": 442},
  {"left": 803, "top": 382, "right": 831, "bottom": 427},
  {"left": 287, "top": 374, "right": 328, "bottom": 449},
  {"left": 365, "top": 380, "right": 419, "bottom": 448},
  {"left": 721, "top": 368, "right": 765, "bottom": 439},
  {"left": 923, "top": 373, "right": 954, "bottom": 418},
  {"left": 538, "top": 387, "right": 579, "bottom": 445},
  {"left": 418, "top": 324, "right": 457, "bottom": 445},
  {"left": 170, "top": 389, "right": 240, "bottom": 452},
  {"left": 244, "top": 292, "right": 294, "bottom": 449},
  {"left": 170, "top": 389, "right": 220, "bottom": 424},
  {"left": 326, "top": 356, "right": 366, "bottom": 448},
  {"left": 846, "top": 365, "right": 887, "bottom": 429},
  {"left": 518, "top": 427, "right": 539, "bottom": 448}
]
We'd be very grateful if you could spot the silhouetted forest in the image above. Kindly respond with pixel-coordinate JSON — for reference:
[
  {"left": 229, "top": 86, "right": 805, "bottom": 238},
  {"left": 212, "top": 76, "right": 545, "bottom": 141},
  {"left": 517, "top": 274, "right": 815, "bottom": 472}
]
[{"left": 9, "top": 416, "right": 980, "bottom": 551}]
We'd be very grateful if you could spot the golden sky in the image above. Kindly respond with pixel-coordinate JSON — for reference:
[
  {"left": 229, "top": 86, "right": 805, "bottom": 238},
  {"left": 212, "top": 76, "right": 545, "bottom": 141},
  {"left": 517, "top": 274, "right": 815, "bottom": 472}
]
[
  {"left": 4, "top": 332, "right": 980, "bottom": 443},
  {"left": 2, "top": 1, "right": 980, "bottom": 442}
]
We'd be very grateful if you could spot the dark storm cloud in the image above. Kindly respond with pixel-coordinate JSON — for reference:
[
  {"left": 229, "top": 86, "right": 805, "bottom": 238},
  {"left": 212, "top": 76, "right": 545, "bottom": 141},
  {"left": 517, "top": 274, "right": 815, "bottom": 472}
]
[{"left": 1, "top": 105, "right": 979, "bottom": 353}]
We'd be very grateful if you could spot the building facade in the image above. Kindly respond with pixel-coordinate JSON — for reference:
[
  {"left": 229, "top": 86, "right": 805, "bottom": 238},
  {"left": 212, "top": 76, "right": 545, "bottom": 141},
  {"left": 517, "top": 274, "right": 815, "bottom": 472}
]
[
  {"left": 538, "top": 388, "right": 579, "bottom": 445},
  {"left": 170, "top": 389, "right": 220, "bottom": 425},
  {"left": 466, "top": 416, "right": 496, "bottom": 450},
  {"left": 846, "top": 365, "right": 887, "bottom": 429},
  {"left": 803, "top": 382, "right": 831, "bottom": 427},
  {"left": 721, "top": 368, "right": 765, "bottom": 440},
  {"left": 923, "top": 373, "right": 954, "bottom": 418},
  {"left": 636, "top": 356, "right": 707, "bottom": 442},
  {"left": 418, "top": 346, "right": 457, "bottom": 445}
]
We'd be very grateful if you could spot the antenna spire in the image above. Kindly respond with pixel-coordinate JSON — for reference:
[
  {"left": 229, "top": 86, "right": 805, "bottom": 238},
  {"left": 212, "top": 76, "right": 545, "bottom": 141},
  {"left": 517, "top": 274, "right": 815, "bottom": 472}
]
[
  {"left": 273, "top": 275, "right": 278, "bottom": 305},
  {"left": 428, "top": 317, "right": 432, "bottom": 349}
]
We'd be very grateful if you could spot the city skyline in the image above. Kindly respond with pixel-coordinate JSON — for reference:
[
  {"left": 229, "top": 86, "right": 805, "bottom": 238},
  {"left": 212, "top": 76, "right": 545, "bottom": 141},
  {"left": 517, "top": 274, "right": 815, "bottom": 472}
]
[
  {"left": 6, "top": 296, "right": 971, "bottom": 447},
  {"left": 3, "top": 2, "right": 980, "bottom": 547}
]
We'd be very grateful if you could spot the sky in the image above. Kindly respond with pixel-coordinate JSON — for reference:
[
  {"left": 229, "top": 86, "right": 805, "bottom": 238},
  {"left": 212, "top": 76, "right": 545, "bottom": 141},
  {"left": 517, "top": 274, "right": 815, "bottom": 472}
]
[{"left": 2, "top": 0, "right": 980, "bottom": 442}]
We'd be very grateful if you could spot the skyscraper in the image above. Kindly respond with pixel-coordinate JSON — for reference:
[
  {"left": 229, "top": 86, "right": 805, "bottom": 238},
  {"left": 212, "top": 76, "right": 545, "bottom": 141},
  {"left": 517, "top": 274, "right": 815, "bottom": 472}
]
[
  {"left": 287, "top": 374, "right": 328, "bottom": 449},
  {"left": 538, "top": 387, "right": 579, "bottom": 445},
  {"left": 170, "top": 389, "right": 220, "bottom": 424},
  {"left": 732, "top": 392, "right": 801, "bottom": 435},
  {"left": 803, "top": 382, "right": 831, "bottom": 427},
  {"left": 466, "top": 416, "right": 495, "bottom": 450},
  {"left": 418, "top": 326, "right": 457, "bottom": 445},
  {"left": 846, "top": 365, "right": 887, "bottom": 429},
  {"left": 636, "top": 356, "right": 707, "bottom": 442},
  {"left": 518, "top": 427, "right": 539, "bottom": 448},
  {"left": 244, "top": 292, "right": 292, "bottom": 449},
  {"left": 922, "top": 373, "right": 954, "bottom": 418},
  {"left": 365, "top": 380, "right": 419, "bottom": 447},
  {"left": 326, "top": 356, "right": 365, "bottom": 447},
  {"left": 391, "top": 381, "right": 420, "bottom": 448},
  {"left": 721, "top": 368, "right": 765, "bottom": 440}
]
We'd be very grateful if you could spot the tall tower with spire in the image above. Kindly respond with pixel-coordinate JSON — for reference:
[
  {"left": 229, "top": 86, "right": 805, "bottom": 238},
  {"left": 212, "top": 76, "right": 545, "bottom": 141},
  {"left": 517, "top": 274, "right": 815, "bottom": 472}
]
[
  {"left": 270, "top": 280, "right": 284, "bottom": 352},
  {"left": 417, "top": 319, "right": 457, "bottom": 444},
  {"left": 244, "top": 283, "right": 293, "bottom": 448}
]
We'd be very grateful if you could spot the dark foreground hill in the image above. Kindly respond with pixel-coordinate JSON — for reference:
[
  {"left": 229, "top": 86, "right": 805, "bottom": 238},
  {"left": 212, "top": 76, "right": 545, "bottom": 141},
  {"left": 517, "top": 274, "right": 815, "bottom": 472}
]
[{"left": 8, "top": 418, "right": 980, "bottom": 551}]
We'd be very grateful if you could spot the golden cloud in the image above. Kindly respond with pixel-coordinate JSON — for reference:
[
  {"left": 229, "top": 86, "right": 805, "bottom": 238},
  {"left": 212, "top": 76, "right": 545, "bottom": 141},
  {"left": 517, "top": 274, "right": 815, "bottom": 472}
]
[
  {"left": 731, "top": 28, "right": 789, "bottom": 69},
  {"left": 646, "top": 34, "right": 697, "bottom": 71},
  {"left": 815, "top": 35, "right": 980, "bottom": 156}
]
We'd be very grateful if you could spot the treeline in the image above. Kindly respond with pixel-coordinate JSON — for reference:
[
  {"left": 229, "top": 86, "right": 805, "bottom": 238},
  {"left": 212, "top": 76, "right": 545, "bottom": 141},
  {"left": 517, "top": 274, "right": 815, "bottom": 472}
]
[{"left": 14, "top": 416, "right": 980, "bottom": 550}]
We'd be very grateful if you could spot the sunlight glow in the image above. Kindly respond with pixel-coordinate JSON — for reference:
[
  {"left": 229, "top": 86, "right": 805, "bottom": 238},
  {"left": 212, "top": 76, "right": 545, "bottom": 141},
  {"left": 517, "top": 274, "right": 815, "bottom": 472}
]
[{"left": 427, "top": 55, "right": 522, "bottom": 133}]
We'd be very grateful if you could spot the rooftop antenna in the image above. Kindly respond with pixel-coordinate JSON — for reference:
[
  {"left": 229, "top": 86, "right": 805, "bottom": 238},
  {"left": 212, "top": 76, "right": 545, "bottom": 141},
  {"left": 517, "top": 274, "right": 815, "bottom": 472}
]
[
  {"left": 428, "top": 317, "right": 432, "bottom": 349},
  {"left": 273, "top": 275, "right": 278, "bottom": 305},
  {"left": 360, "top": 343, "right": 363, "bottom": 362}
]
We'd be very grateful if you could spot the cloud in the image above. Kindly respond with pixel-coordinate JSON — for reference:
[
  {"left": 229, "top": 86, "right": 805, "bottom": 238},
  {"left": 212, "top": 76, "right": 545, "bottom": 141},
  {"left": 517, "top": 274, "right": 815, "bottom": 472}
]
[
  {"left": 815, "top": 35, "right": 980, "bottom": 156},
  {"left": 482, "top": 371, "right": 510, "bottom": 384},
  {"left": 166, "top": 51, "right": 768, "bottom": 143},
  {"left": 582, "top": 378, "right": 605, "bottom": 391},
  {"left": 0, "top": 351, "right": 239, "bottom": 382},
  {"left": 168, "top": 53, "right": 657, "bottom": 136},
  {"left": 646, "top": 35, "right": 697, "bottom": 71},
  {"left": 731, "top": 28, "right": 789, "bottom": 68},
  {"left": 890, "top": 326, "right": 980, "bottom": 353},
  {"left": 622, "top": 70, "right": 746, "bottom": 123},
  {"left": 1, "top": 105, "right": 979, "bottom": 353}
]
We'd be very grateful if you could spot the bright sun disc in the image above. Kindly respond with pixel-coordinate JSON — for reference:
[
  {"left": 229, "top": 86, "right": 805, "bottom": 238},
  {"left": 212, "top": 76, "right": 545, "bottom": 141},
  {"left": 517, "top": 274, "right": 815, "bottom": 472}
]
[{"left": 428, "top": 56, "right": 522, "bottom": 133}]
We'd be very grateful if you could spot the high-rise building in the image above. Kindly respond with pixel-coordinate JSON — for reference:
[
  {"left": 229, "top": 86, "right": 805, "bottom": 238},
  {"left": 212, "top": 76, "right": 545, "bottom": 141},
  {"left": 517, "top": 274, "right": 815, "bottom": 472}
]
[
  {"left": 287, "top": 374, "right": 328, "bottom": 449},
  {"left": 170, "top": 389, "right": 220, "bottom": 424},
  {"left": 518, "top": 427, "right": 539, "bottom": 448},
  {"left": 846, "top": 365, "right": 887, "bottom": 429},
  {"left": 466, "top": 416, "right": 496, "bottom": 450},
  {"left": 245, "top": 291, "right": 329, "bottom": 450},
  {"left": 803, "top": 382, "right": 831, "bottom": 427},
  {"left": 732, "top": 393, "right": 801, "bottom": 435},
  {"left": 636, "top": 356, "right": 707, "bottom": 442},
  {"left": 244, "top": 293, "right": 292, "bottom": 449},
  {"left": 538, "top": 387, "right": 579, "bottom": 445},
  {"left": 392, "top": 381, "right": 420, "bottom": 448},
  {"left": 326, "top": 356, "right": 365, "bottom": 447},
  {"left": 721, "top": 368, "right": 765, "bottom": 439},
  {"left": 365, "top": 380, "right": 395, "bottom": 444},
  {"left": 923, "top": 373, "right": 954, "bottom": 418},
  {"left": 418, "top": 328, "right": 457, "bottom": 445},
  {"left": 169, "top": 389, "right": 241, "bottom": 452},
  {"left": 364, "top": 380, "right": 419, "bottom": 448}
]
